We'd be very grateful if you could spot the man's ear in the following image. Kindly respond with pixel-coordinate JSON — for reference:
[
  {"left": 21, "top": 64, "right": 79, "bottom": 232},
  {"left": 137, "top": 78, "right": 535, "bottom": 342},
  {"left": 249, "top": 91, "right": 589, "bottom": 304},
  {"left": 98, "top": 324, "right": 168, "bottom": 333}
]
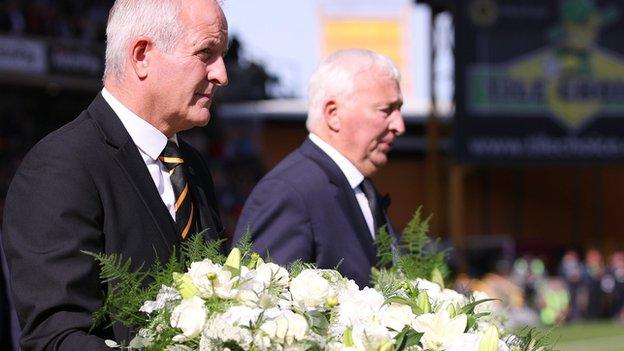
[
  {"left": 130, "top": 37, "right": 153, "bottom": 79},
  {"left": 323, "top": 99, "right": 341, "bottom": 132}
]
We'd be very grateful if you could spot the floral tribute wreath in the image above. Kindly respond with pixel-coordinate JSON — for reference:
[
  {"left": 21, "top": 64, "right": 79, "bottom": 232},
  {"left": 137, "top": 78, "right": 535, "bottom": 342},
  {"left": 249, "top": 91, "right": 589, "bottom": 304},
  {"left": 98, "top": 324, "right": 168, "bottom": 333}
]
[{"left": 90, "top": 209, "right": 555, "bottom": 351}]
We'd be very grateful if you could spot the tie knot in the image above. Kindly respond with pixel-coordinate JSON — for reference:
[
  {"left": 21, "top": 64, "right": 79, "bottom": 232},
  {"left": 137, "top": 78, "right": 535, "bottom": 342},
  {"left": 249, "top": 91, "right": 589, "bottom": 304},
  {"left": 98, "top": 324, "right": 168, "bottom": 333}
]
[
  {"left": 159, "top": 141, "right": 184, "bottom": 170},
  {"left": 360, "top": 178, "right": 376, "bottom": 200}
]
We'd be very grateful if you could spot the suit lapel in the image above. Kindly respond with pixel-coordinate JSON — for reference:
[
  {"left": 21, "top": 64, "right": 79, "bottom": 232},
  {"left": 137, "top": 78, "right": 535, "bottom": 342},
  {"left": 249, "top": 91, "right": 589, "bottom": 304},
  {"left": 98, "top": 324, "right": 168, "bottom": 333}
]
[
  {"left": 86, "top": 94, "right": 179, "bottom": 252},
  {"left": 114, "top": 142, "right": 179, "bottom": 249},
  {"left": 299, "top": 139, "right": 377, "bottom": 264}
]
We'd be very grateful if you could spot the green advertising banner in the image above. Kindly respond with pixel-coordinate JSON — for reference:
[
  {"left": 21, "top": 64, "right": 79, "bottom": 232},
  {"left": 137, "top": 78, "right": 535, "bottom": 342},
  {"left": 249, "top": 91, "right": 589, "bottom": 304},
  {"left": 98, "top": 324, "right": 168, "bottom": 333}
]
[{"left": 455, "top": 0, "right": 624, "bottom": 163}]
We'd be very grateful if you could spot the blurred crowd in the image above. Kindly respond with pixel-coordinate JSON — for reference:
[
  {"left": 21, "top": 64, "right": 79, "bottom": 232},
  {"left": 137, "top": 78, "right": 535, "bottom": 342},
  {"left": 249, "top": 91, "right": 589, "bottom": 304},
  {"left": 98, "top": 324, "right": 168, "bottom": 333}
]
[
  {"left": 0, "top": 0, "right": 112, "bottom": 40},
  {"left": 557, "top": 248, "right": 624, "bottom": 322},
  {"left": 456, "top": 248, "right": 624, "bottom": 327}
]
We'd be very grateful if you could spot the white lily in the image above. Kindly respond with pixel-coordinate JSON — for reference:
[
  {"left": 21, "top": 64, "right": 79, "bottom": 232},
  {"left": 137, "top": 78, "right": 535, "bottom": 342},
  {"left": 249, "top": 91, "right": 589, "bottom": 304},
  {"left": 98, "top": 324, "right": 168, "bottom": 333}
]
[{"left": 412, "top": 309, "right": 467, "bottom": 350}]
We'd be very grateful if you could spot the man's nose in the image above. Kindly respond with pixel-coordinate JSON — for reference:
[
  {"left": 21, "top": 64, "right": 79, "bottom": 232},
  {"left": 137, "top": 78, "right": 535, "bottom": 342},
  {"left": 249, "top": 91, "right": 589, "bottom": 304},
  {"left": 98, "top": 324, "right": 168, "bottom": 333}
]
[
  {"left": 391, "top": 111, "right": 405, "bottom": 135},
  {"left": 207, "top": 56, "right": 228, "bottom": 86}
]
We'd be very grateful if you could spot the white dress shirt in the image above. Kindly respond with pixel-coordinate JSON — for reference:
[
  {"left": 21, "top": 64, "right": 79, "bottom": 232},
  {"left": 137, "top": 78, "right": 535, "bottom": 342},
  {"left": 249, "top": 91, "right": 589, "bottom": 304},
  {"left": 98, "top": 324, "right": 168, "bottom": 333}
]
[
  {"left": 308, "top": 133, "right": 376, "bottom": 238},
  {"left": 101, "top": 88, "right": 177, "bottom": 220}
]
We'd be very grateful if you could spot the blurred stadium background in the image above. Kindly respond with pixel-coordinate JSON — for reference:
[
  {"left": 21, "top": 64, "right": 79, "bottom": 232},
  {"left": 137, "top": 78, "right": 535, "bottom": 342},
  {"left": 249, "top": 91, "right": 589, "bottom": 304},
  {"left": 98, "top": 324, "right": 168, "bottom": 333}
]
[{"left": 1, "top": 0, "right": 624, "bottom": 349}]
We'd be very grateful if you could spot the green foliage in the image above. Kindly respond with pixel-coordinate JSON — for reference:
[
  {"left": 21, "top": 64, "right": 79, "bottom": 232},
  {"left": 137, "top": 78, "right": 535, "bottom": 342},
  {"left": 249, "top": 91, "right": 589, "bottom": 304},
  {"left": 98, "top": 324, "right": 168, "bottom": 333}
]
[
  {"left": 394, "top": 326, "right": 423, "bottom": 351},
  {"left": 376, "top": 224, "right": 394, "bottom": 268},
  {"left": 233, "top": 231, "right": 255, "bottom": 262},
  {"left": 291, "top": 340, "right": 324, "bottom": 351},
  {"left": 204, "top": 296, "right": 235, "bottom": 318},
  {"left": 306, "top": 310, "right": 330, "bottom": 336},
  {"left": 86, "top": 231, "right": 227, "bottom": 330},
  {"left": 374, "top": 207, "right": 450, "bottom": 286},
  {"left": 462, "top": 296, "right": 495, "bottom": 332},
  {"left": 221, "top": 341, "right": 246, "bottom": 351},
  {"left": 508, "top": 328, "right": 557, "bottom": 351},
  {"left": 397, "top": 208, "right": 449, "bottom": 282},
  {"left": 145, "top": 328, "right": 183, "bottom": 351},
  {"left": 371, "top": 268, "right": 404, "bottom": 299},
  {"left": 144, "top": 251, "right": 184, "bottom": 302},
  {"left": 83, "top": 251, "right": 150, "bottom": 329},
  {"left": 288, "top": 260, "right": 316, "bottom": 278},
  {"left": 180, "top": 231, "right": 226, "bottom": 266}
]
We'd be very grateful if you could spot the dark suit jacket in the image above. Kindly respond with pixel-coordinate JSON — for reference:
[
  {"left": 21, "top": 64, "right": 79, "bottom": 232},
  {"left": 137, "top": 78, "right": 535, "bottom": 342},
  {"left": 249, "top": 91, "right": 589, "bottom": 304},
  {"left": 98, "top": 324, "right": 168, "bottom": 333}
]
[
  {"left": 1, "top": 94, "right": 223, "bottom": 351},
  {"left": 233, "top": 138, "right": 395, "bottom": 289}
]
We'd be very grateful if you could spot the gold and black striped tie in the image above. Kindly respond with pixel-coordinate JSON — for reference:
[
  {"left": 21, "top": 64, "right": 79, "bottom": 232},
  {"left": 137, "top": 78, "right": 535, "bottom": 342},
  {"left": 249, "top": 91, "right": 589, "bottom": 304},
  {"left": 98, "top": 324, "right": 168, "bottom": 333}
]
[{"left": 159, "top": 141, "right": 194, "bottom": 238}]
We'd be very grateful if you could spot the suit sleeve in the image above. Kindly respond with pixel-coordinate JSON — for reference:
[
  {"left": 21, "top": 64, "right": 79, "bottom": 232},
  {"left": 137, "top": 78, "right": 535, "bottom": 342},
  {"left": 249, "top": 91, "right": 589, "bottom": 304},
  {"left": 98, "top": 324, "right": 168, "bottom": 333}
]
[
  {"left": 233, "top": 178, "right": 315, "bottom": 265},
  {"left": 2, "top": 141, "right": 111, "bottom": 350}
]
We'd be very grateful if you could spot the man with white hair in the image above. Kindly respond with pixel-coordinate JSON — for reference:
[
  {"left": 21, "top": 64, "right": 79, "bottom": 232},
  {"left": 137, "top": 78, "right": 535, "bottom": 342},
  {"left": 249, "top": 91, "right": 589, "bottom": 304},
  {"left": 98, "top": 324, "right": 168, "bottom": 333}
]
[
  {"left": 234, "top": 49, "right": 405, "bottom": 288},
  {"left": 2, "top": 0, "right": 228, "bottom": 349}
]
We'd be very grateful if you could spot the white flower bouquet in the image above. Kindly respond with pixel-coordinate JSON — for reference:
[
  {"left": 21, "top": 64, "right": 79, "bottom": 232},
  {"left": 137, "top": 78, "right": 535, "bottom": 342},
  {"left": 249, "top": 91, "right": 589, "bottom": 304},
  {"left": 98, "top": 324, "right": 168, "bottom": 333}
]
[{"left": 92, "top": 210, "right": 554, "bottom": 351}]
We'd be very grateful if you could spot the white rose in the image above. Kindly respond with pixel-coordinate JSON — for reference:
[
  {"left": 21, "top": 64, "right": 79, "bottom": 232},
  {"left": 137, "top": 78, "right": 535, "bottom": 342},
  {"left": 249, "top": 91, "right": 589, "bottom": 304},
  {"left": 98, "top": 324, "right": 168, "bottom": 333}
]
[
  {"left": 290, "top": 269, "right": 333, "bottom": 309},
  {"left": 170, "top": 296, "right": 206, "bottom": 340},
  {"left": 260, "top": 310, "right": 308, "bottom": 345},
  {"left": 378, "top": 302, "right": 416, "bottom": 332}
]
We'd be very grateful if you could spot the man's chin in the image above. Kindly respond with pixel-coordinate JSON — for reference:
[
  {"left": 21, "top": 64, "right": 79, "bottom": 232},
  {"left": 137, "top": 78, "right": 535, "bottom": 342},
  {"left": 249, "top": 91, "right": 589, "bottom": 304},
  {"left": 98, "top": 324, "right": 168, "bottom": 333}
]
[
  {"left": 373, "top": 153, "right": 389, "bottom": 166},
  {"left": 361, "top": 159, "right": 386, "bottom": 177},
  {"left": 191, "top": 109, "right": 211, "bottom": 127}
]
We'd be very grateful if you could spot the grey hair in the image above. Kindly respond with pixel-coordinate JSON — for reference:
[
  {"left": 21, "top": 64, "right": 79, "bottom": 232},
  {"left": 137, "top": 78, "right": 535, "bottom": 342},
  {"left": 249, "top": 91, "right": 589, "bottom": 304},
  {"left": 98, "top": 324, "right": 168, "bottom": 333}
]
[
  {"left": 306, "top": 48, "right": 401, "bottom": 131},
  {"left": 103, "top": 0, "right": 184, "bottom": 81}
]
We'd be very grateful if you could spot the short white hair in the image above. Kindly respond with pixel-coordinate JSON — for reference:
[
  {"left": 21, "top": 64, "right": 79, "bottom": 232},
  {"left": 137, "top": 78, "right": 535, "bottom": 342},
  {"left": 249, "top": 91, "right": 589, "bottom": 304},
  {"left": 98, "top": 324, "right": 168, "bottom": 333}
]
[
  {"left": 306, "top": 48, "right": 401, "bottom": 131},
  {"left": 104, "top": 0, "right": 184, "bottom": 81}
]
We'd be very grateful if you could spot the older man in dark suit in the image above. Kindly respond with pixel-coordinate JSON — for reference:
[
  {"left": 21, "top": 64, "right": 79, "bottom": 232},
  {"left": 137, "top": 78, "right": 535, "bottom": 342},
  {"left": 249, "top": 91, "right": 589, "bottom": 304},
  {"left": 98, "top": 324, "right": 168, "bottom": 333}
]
[
  {"left": 1, "top": 0, "right": 228, "bottom": 349},
  {"left": 234, "top": 49, "right": 405, "bottom": 288}
]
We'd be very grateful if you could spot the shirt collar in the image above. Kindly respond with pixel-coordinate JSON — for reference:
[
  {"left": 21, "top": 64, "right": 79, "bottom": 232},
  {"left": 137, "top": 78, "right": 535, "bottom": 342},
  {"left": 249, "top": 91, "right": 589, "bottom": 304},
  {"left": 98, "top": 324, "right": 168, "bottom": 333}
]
[
  {"left": 101, "top": 88, "right": 177, "bottom": 159},
  {"left": 308, "top": 133, "right": 364, "bottom": 189}
]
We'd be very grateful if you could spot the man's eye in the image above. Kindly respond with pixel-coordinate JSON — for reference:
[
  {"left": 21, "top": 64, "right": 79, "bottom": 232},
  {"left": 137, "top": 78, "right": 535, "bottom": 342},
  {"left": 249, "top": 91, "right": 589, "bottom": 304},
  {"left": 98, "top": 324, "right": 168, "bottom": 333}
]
[{"left": 198, "top": 49, "right": 215, "bottom": 60}]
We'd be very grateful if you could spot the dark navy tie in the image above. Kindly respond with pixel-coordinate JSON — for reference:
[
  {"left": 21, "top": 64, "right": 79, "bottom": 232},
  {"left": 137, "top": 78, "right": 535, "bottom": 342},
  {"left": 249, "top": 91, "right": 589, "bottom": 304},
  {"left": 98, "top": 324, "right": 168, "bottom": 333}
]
[{"left": 360, "top": 178, "right": 387, "bottom": 235}]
